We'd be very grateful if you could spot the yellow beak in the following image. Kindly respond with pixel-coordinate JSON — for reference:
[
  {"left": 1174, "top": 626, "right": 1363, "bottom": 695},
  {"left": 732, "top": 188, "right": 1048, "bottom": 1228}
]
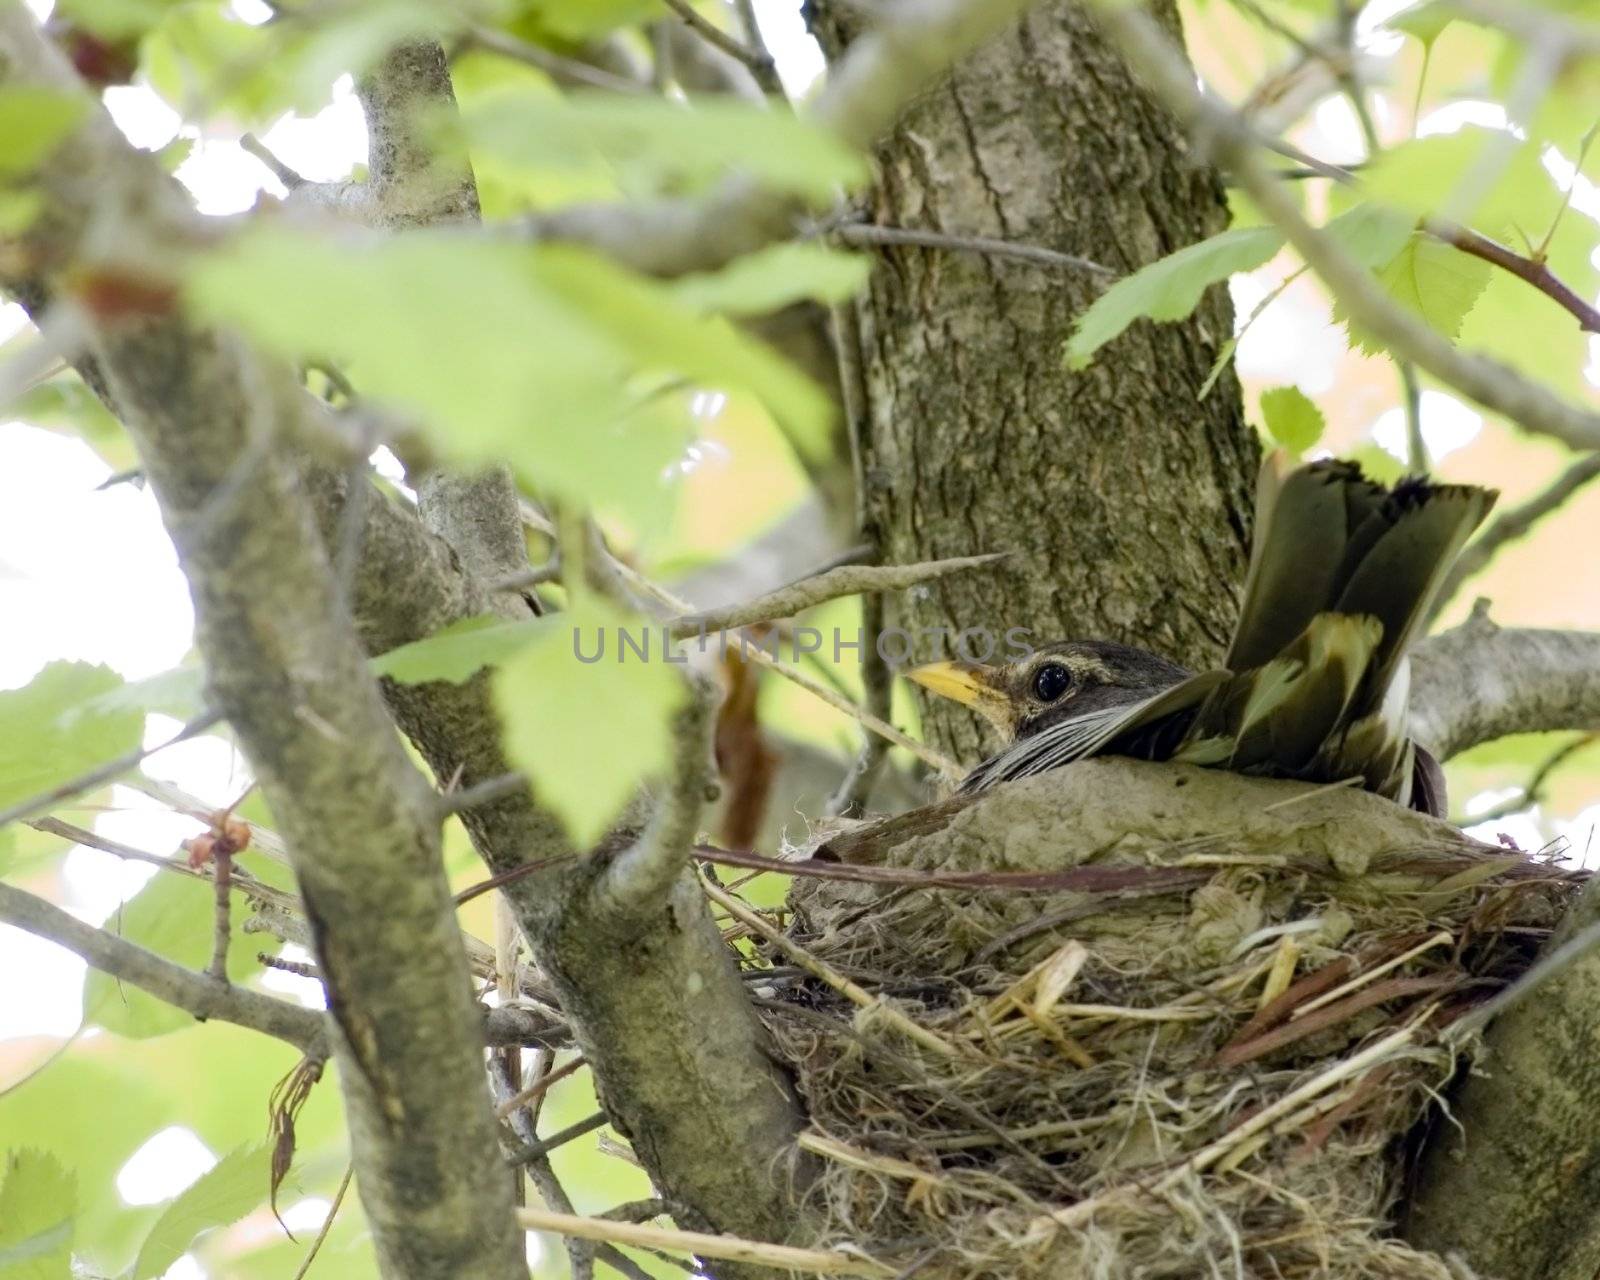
[{"left": 904, "top": 660, "right": 1013, "bottom": 732}]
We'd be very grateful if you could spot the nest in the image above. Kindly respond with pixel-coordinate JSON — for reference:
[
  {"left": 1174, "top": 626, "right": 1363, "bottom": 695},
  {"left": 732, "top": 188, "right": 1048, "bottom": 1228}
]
[{"left": 738, "top": 758, "right": 1580, "bottom": 1280}]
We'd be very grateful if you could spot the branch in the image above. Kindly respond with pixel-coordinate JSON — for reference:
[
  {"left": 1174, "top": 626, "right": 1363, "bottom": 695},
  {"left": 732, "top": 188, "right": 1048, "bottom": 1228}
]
[
  {"left": 1439, "top": 223, "right": 1600, "bottom": 334},
  {"left": 0, "top": 880, "right": 323, "bottom": 1049},
  {"left": 600, "top": 675, "right": 719, "bottom": 912},
  {"left": 1429, "top": 451, "right": 1600, "bottom": 621},
  {"left": 1087, "top": 2, "right": 1600, "bottom": 455},
  {"left": 462, "top": 25, "right": 649, "bottom": 96},
  {"left": 656, "top": 0, "right": 781, "bottom": 96},
  {"left": 1409, "top": 610, "right": 1600, "bottom": 760},
  {"left": 523, "top": 0, "right": 1042, "bottom": 275},
  {"left": 0, "top": 14, "right": 525, "bottom": 1278},
  {"left": 668, "top": 551, "right": 1008, "bottom": 637},
  {"left": 831, "top": 222, "right": 1117, "bottom": 278}
]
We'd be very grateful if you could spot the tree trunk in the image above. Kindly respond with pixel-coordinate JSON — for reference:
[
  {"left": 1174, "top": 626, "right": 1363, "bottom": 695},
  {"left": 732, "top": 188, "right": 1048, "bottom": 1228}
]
[{"left": 825, "top": 0, "right": 1259, "bottom": 764}]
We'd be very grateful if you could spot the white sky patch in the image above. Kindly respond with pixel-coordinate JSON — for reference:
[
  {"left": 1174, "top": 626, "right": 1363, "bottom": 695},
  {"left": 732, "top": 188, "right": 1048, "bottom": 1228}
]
[
  {"left": 117, "top": 1126, "right": 218, "bottom": 1206},
  {"left": 0, "top": 424, "right": 193, "bottom": 687},
  {"left": 260, "top": 77, "right": 368, "bottom": 183},
  {"left": 1230, "top": 276, "right": 1344, "bottom": 395},
  {"left": 0, "top": 926, "right": 85, "bottom": 1038},
  {"left": 1462, "top": 810, "right": 1545, "bottom": 852},
  {"left": 1418, "top": 101, "right": 1510, "bottom": 138},
  {"left": 1370, "top": 389, "right": 1482, "bottom": 462},
  {"left": 278, "top": 1197, "right": 334, "bottom": 1234},
  {"left": 103, "top": 83, "right": 184, "bottom": 152},
  {"left": 1310, "top": 95, "right": 1370, "bottom": 165},
  {"left": 159, "top": 1255, "right": 207, "bottom": 1280},
  {"left": 752, "top": 0, "right": 824, "bottom": 98}
]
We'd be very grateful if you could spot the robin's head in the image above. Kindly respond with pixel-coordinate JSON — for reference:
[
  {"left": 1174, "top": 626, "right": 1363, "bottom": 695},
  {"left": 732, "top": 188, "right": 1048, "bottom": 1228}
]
[{"left": 905, "top": 640, "right": 1191, "bottom": 743}]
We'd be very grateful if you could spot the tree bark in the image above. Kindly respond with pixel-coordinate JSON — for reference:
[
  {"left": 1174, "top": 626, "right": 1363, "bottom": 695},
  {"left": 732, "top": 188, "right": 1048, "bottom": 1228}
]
[{"left": 825, "top": 0, "right": 1258, "bottom": 763}]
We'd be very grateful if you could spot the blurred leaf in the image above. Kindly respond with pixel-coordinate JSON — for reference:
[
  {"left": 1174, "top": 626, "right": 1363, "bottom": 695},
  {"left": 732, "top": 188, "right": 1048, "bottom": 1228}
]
[
  {"left": 533, "top": 246, "right": 833, "bottom": 460},
  {"left": 85, "top": 872, "right": 273, "bottom": 1038},
  {"left": 11, "top": 371, "right": 129, "bottom": 466},
  {"left": 1258, "top": 386, "right": 1325, "bottom": 454},
  {"left": 669, "top": 244, "right": 871, "bottom": 316},
  {"left": 493, "top": 599, "right": 684, "bottom": 846},
  {"left": 0, "top": 662, "right": 143, "bottom": 813},
  {"left": 1457, "top": 212, "right": 1600, "bottom": 402},
  {"left": 0, "top": 89, "right": 86, "bottom": 179},
  {"left": 1451, "top": 730, "right": 1588, "bottom": 770},
  {"left": 1346, "top": 443, "right": 1406, "bottom": 485},
  {"left": 1322, "top": 203, "right": 1416, "bottom": 268},
  {"left": 54, "top": 0, "right": 179, "bottom": 39},
  {"left": 1389, "top": 2, "right": 1452, "bottom": 47},
  {"left": 1064, "top": 226, "right": 1284, "bottom": 368},
  {"left": 1358, "top": 128, "right": 1557, "bottom": 232},
  {"left": 513, "top": 0, "right": 656, "bottom": 41},
  {"left": 454, "top": 88, "right": 869, "bottom": 202},
  {"left": 79, "top": 665, "right": 206, "bottom": 722},
  {"left": 0, "top": 1150, "right": 74, "bottom": 1280},
  {"left": 187, "top": 228, "right": 694, "bottom": 514},
  {"left": 373, "top": 616, "right": 550, "bottom": 685},
  {"left": 143, "top": 1, "right": 440, "bottom": 124},
  {"left": 1339, "top": 232, "right": 1490, "bottom": 355},
  {"left": 132, "top": 1145, "right": 270, "bottom": 1280}
]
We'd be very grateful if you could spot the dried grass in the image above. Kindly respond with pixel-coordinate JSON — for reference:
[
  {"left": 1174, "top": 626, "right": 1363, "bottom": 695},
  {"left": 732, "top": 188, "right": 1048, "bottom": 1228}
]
[{"left": 731, "top": 760, "right": 1580, "bottom": 1280}]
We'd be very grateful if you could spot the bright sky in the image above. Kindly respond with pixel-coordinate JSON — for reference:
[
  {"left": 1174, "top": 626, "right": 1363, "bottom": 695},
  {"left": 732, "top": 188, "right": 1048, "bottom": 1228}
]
[{"left": 3, "top": 5, "right": 1600, "bottom": 1272}]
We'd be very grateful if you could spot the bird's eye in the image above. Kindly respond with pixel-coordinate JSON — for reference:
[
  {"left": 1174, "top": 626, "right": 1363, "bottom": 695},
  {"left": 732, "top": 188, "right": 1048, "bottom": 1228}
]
[{"left": 1031, "top": 663, "right": 1072, "bottom": 703}]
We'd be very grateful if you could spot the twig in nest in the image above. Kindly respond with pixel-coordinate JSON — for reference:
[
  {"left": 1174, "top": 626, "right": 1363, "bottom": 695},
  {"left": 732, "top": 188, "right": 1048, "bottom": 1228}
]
[{"left": 702, "top": 875, "right": 964, "bottom": 1060}]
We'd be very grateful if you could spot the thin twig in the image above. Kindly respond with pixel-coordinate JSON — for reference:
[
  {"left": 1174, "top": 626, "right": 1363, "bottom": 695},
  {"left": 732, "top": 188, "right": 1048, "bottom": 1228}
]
[
  {"left": 1431, "top": 451, "right": 1600, "bottom": 620},
  {"left": 832, "top": 221, "right": 1117, "bottom": 278},
  {"left": 1091, "top": 1, "right": 1600, "bottom": 454},
  {"left": 701, "top": 876, "right": 964, "bottom": 1059},
  {"left": 1464, "top": 732, "right": 1600, "bottom": 824},
  {"left": 496, "top": 1055, "right": 587, "bottom": 1119},
  {"left": 0, "top": 707, "right": 223, "bottom": 831},
  {"left": 462, "top": 25, "right": 648, "bottom": 95},
  {"left": 209, "top": 847, "right": 233, "bottom": 982},
  {"left": 240, "top": 133, "right": 306, "bottom": 190},
  {"left": 668, "top": 551, "right": 1008, "bottom": 637},
  {"left": 1436, "top": 222, "right": 1600, "bottom": 333},
  {"left": 514, "top": 1207, "right": 897, "bottom": 1277},
  {"left": 656, "top": 0, "right": 778, "bottom": 90},
  {"left": 508, "top": 1111, "right": 609, "bottom": 1167},
  {"left": 289, "top": 1162, "right": 353, "bottom": 1280},
  {"left": 730, "top": 0, "right": 786, "bottom": 96}
]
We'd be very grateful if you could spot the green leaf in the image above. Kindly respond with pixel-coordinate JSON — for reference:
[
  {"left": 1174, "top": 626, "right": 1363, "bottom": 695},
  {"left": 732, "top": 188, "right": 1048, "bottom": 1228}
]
[
  {"left": 669, "top": 244, "right": 872, "bottom": 316},
  {"left": 0, "top": 90, "right": 86, "bottom": 180},
  {"left": 513, "top": 0, "right": 657, "bottom": 41},
  {"left": 373, "top": 616, "right": 550, "bottom": 685},
  {"left": 0, "top": 1150, "right": 74, "bottom": 1280},
  {"left": 1341, "top": 231, "right": 1491, "bottom": 355},
  {"left": 532, "top": 246, "right": 833, "bottom": 460},
  {"left": 1358, "top": 128, "right": 1557, "bottom": 232},
  {"left": 85, "top": 873, "right": 272, "bottom": 1038},
  {"left": 1064, "top": 226, "right": 1285, "bottom": 369},
  {"left": 143, "top": 1, "right": 440, "bottom": 124},
  {"left": 78, "top": 665, "right": 206, "bottom": 722},
  {"left": 188, "top": 229, "right": 708, "bottom": 512},
  {"left": 131, "top": 1145, "right": 270, "bottom": 1280},
  {"left": 0, "top": 662, "right": 144, "bottom": 814},
  {"left": 454, "top": 88, "right": 869, "bottom": 202},
  {"left": 1322, "top": 203, "right": 1416, "bottom": 269},
  {"left": 492, "top": 599, "right": 684, "bottom": 846},
  {"left": 1258, "top": 386, "right": 1325, "bottom": 455}
]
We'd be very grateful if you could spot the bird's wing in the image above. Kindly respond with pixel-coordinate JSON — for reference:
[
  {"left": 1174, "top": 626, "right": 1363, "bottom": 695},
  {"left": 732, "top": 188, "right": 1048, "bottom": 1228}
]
[
  {"left": 1331, "top": 481, "right": 1495, "bottom": 704},
  {"left": 958, "top": 670, "right": 1228, "bottom": 793},
  {"left": 1226, "top": 459, "right": 1388, "bottom": 671}
]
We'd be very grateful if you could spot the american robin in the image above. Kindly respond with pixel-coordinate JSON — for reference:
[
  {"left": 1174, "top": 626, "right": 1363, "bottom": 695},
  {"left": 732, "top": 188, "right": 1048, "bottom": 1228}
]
[{"left": 906, "top": 457, "right": 1496, "bottom": 817}]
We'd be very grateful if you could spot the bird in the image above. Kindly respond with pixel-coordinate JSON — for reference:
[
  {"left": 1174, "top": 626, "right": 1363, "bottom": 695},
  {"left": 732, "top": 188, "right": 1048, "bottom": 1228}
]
[{"left": 905, "top": 456, "right": 1497, "bottom": 817}]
